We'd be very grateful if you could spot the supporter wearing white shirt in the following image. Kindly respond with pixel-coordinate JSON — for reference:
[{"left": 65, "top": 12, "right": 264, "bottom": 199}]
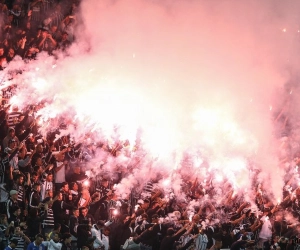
[
  {"left": 90, "top": 224, "right": 110, "bottom": 250},
  {"left": 42, "top": 232, "right": 62, "bottom": 250},
  {"left": 195, "top": 229, "right": 208, "bottom": 250},
  {"left": 54, "top": 152, "right": 68, "bottom": 191},
  {"left": 40, "top": 173, "right": 54, "bottom": 201}
]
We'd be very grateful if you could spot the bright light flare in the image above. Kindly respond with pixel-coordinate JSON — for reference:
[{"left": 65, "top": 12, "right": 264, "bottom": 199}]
[
  {"left": 215, "top": 174, "right": 224, "bottom": 182},
  {"left": 142, "top": 126, "right": 178, "bottom": 160},
  {"left": 73, "top": 86, "right": 143, "bottom": 143},
  {"left": 209, "top": 157, "right": 248, "bottom": 192},
  {"left": 193, "top": 108, "right": 219, "bottom": 130},
  {"left": 37, "top": 117, "right": 43, "bottom": 126},
  {"left": 8, "top": 95, "right": 20, "bottom": 109},
  {"left": 277, "top": 198, "right": 281, "bottom": 205},
  {"left": 83, "top": 180, "right": 90, "bottom": 187},
  {"left": 31, "top": 77, "right": 48, "bottom": 91},
  {"left": 163, "top": 179, "right": 171, "bottom": 186},
  {"left": 194, "top": 157, "right": 203, "bottom": 168},
  {"left": 232, "top": 190, "right": 237, "bottom": 198},
  {"left": 192, "top": 107, "right": 251, "bottom": 150}
]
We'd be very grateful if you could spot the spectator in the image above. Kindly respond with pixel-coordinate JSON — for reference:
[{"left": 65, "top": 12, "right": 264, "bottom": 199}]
[
  {"left": 69, "top": 207, "right": 79, "bottom": 248},
  {"left": 78, "top": 188, "right": 90, "bottom": 209},
  {"left": 60, "top": 182, "right": 70, "bottom": 203},
  {"left": 68, "top": 165, "right": 87, "bottom": 184},
  {"left": 27, "top": 233, "right": 45, "bottom": 250},
  {"left": 6, "top": 190, "right": 19, "bottom": 220},
  {"left": 51, "top": 191, "right": 73, "bottom": 233},
  {"left": 77, "top": 219, "right": 92, "bottom": 250},
  {"left": 101, "top": 226, "right": 110, "bottom": 250},
  {"left": 26, "top": 207, "right": 46, "bottom": 240},
  {"left": 58, "top": 31, "right": 70, "bottom": 51},
  {"left": 29, "top": 0, "right": 44, "bottom": 28},
  {"left": 18, "top": 148, "right": 33, "bottom": 176},
  {"left": 36, "top": 28, "right": 57, "bottom": 54},
  {"left": 78, "top": 207, "right": 94, "bottom": 225},
  {"left": 230, "top": 235, "right": 254, "bottom": 250},
  {"left": 40, "top": 193, "right": 55, "bottom": 236},
  {"left": 69, "top": 182, "right": 79, "bottom": 207},
  {"left": 28, "top": 183, "right": 41, "bottom": 210},
  {"left": 4, "top": 238, "right": 18, "bottom": 250},
  {"left": 46, "top": 4, "right": 63, "bottom": 30},
  {"left": 7, "top": 206, "right": 22, "bottom": 227},
  {"left": 61, "top": 233, "right": 72, "bottom": 250},
  {"left": 0, "top": 214, "right": 10, "bottom": 246},
  {"left": 90, "top": 221, "right": 105, "bottom": 250},
  {"left": 195, "top": 228, "right": 209, "bottom": 250},
  {"left": 159, "top": 224, "right": 189, "bottom": 250},
  {"left": 8, "top": 226, "right": 30, "bottom": 250},
  {"left": 109, "top": 213, "right": 136, "bottom": 250},
  {"left": 42, "top": 232, "right": 62, "bottom": 250},
  {"left": 95, "top": 178, "right": 109, "bottom": 198},
  {"left": 6, "top": 107, "right": 22, "bottom": 131},
  {"left": 46, "top": 223, "right": 61, "bottom": 241},
  {"left": 12, "top": 174, "right": 28, "bottom": 214},
  {"left": 2, "top": 128, "right": 19, "bottom": 152},
  {"left": 54, "top": 152, "right": 68, "bottom": 192},
  {"left": 40, "top": 172, "right": 53, "bottom": 201},
  {"left": 5, "top": 48, "right": 15, "bottom": 63}
]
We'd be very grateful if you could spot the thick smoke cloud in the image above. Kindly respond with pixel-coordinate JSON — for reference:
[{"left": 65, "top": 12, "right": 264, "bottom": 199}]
[
  {"left": 76, "top": 0, "right": 300, "bottom": 199},
  {"left": 2, "top": 0, "right": 300, "bottom": 201}
]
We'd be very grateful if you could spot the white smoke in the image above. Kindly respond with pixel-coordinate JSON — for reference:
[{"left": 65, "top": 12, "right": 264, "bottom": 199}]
[{"left": 2, "top": 0, "right": 300, "bottom": 204}]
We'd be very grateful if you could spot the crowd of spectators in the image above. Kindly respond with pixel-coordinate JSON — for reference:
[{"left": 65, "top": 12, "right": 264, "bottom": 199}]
[
  {"left": 1, "top": 1, "right": 300, "bottom": 250},
  {"left": 0, "top": 102, "right": 300, "bottom": 250},
  {"left": 0, "top": 0, "right": 79, "bottom": 70},
  {"left": 0, "top": 104, "right": 299, "bottom": 250}
]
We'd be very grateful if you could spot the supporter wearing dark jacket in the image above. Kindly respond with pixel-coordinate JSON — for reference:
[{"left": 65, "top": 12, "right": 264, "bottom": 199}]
[
  {"left": 133, "top": 214, "right": 169, "bottom": 250},
  {"left": 29, "top": 182, "right": 41, "bottom": 210},
  {"left": 93, "top": 194, "right": 111, "bottom": 221},
  {"left": 77, "top": 220, "right": 92, "bottom": 249},
  {"left": 230, "top": 235, "right": 254, "bottom": 250},
  {"left": 26, "top": 207, "right": 47, "bottom": 240},
  {"left": 8, "top": 206, "right": 21, "bottom": 227},
  {"left": 61, "top": 233, "right": 72, "bottom": 250},
  {"left": 159, "top": 224, "right": 188, "bottom": 250},
  {"left": 69, "top": 208, "right": 79, "bottom": 238},
  {"left": 147, "top": 201, "right": 161, "bottom": 223},
  {"left": 109, "top": 213, "right": 136, "bottom": 250},
  {"left": 68, "top": 165, "right": 88, "bottom": 184},
  {"left": 78, "top": 207, "right": 95, "bottom": 225},
  {"left": 52, "top": 191, "right": 73, "bottom": 230}
]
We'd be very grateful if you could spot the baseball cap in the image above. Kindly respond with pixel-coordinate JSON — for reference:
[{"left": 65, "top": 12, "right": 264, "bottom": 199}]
[{"left": 10, "top": 190, "right": 18, "bottom": 195}]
